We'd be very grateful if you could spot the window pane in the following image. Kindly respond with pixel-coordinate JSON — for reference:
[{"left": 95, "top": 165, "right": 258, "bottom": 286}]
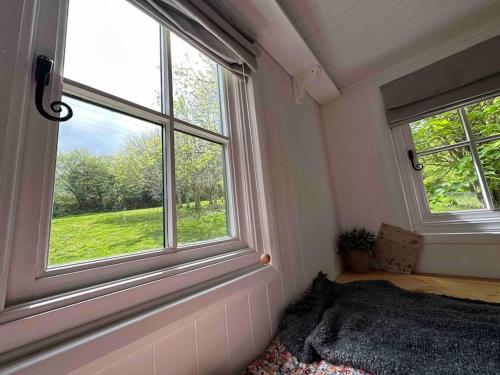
[
  {"left": 477, "top": 139, "right": 500, "bottom": 209},
  {"left": 49, "top": 97, "right": 164, "bottom": 267},
  {"left": 175, "top": 132, "right": 229, "bottom": 244},
  {"left": 171, "top": 34, "right": 223, "bottom": 133},
  {"left": 410, "top": 109, "right": 465, "bottom": 152},
  {"left": 464, "top": 96, "right": 500, "bottom": 139},
  {"left": 419, "top": 146, "right": 485, "bottom": 213},
  {"left": 64, "top": 0, "right": 161, "bottom": 110}
]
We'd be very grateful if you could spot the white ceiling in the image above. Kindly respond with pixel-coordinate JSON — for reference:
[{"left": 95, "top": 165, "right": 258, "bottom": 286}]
[
  {"left": 220, "top": 0, "right": 340, "bottom": 104},
  {"left": 278, "top": 0, "right": 500, "bottom": 88}
]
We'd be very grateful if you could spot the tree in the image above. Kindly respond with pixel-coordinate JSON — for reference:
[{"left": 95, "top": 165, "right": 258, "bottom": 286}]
[
  {"left": 113, "top": 131, "right": 163, "bottom": 209},
  {"left": 466, "top": 98, "right": 500, "bottom": 207},
  {"left": 53, "top": 132, "right": 163, "bottom": 215},
  {"left": 53, "top": 51, "right": 229, "bottom": 216},
  {"left": 175, "top": 132, "right": 224, "bottom": 210},
  {"left": 55, "top": 150, "right": 117, "bottom": 212},
  {"left": 411, "top": 97, "right": 500, "bottom": 211},
  {"left": 173, "top": 51, "right": 225, "bottom": 211}
]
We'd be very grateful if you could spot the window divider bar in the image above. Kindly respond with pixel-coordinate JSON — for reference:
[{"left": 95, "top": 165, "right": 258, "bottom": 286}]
[
  {"left": 474, "top": 133, "right": 500, "bottom": 145},
  {"left": 174, "top": 119, "right": 229, "bottom": 145},
  {"left": 162, "top": 28, "right": 177, "bottom": 249},
  {"left": 416, "top": 140, "right": 470, "bottom": 156},
  {"left": 217, "top": 65, "right": 228, "bottom": 136},
  {"left": 63, "top": 78, "right": 168, "bottom": 125},
  {"left": 218, "top": 67, "right": 235, "bottom": 237},
  {"left": 459, "top": 108, "right": 494, "bottom": 210}
]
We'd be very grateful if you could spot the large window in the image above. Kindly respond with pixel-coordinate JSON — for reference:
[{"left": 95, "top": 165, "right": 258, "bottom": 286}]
[
  {"left": 1, "top": 0, "right": 267, "bottom": 311},
  {"left": 0, "top": 0, "right": 275, "bottom": 353},
  {"left": 408, "top": 96, "right": 499, "bottom": 214},
  {"left": 46, "top": 0, "right": 233, "bottom": 268}
]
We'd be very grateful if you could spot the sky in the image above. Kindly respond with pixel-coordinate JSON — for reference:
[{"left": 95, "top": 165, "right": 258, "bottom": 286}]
[
  {"left": 64, "top": 0, "right": 161, "bottom": 110},
  {"left": 60, "top": 0, "right": 214, "bottom": 156},
  {"left": 58, "top": 96, "right": 160, "bottom": 156}
]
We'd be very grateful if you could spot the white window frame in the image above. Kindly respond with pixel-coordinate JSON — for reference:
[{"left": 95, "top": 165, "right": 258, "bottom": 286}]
[
  {"left": 392, "top": 95, "right": 500, "bottom": 234},
  {"left": 0, "top": 0, "right": 276, "bottom": 334}
]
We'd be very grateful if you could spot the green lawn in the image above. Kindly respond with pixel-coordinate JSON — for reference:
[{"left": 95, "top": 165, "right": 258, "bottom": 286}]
[{"left": 48, "top": 202, "right": 228, "bottom": 266}]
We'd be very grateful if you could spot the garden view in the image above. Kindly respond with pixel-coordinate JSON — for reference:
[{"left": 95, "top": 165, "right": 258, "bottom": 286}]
[
  {"left": 410, "top": 97, "right": 499, "bottom": 213},
  {"left": 49, "top": 16, "right": 229, "bottom": 267}
]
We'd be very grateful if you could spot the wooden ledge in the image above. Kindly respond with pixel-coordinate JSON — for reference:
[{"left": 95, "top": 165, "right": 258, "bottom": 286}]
[{"left": 336, "top": 271, "right": 500, "bottom": 303}]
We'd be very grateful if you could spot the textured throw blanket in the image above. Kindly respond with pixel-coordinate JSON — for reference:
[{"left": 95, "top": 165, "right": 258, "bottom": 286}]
[{"left": 280, "top": 273, "right": 500, "bottom": 375}]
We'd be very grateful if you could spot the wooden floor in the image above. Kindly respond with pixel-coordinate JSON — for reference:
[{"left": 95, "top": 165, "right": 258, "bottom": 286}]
[{"left": 336, "top": 271, "right": 500, "bottom": 303}]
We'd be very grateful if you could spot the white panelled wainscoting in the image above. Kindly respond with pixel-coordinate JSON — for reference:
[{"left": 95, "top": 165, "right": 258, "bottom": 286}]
[{"left": 67, "top": 275, "right": 284, "bottom": 375}]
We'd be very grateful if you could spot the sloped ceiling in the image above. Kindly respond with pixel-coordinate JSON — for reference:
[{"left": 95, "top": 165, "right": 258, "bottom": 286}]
[{"left": 278, "top": 0, "right": 500, "bottom": 89}]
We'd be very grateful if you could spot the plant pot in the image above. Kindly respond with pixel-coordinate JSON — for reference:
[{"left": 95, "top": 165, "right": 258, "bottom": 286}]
[{"left": 347, "top": 250, "right": 370, "bottom": 273}]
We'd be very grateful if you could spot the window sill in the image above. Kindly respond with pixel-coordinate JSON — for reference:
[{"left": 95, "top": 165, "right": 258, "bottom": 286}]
[
  {"left": 7, "top": 238, "right": 249, "bottom": 305},
  {"left": 0, "top": 265, "right": 279, "bottom": 370},
  {"left": 413, "top": 213, "right": 500, "bottom": 234},
  {"left": 0, "top": 248, "right": 262, "bottom": 355},
  {"left": 423, "top": 232, "right": 500, "bottom": 244}
]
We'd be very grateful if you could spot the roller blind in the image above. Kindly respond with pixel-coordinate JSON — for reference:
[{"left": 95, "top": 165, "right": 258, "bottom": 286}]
[
  {"left": 130, "top": 0, "right": 260, "bottom": 75},
  {"left": 381, "top": 35, "right": 500, "bottom": 127}
]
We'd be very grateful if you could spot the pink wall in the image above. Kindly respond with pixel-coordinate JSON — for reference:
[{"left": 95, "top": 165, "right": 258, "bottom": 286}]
[{"left": 255, "top": 52, "right": 343, "bottom": 303}]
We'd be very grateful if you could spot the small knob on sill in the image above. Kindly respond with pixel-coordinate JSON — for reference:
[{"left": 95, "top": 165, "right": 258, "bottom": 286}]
[{"left": 260, "top": 254, "right": 271, "bottom": 265}]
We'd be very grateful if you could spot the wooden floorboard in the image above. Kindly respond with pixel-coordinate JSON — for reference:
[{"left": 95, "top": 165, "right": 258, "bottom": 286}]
[{"left": 336, "top": 271, "right": 500, "bottom": 303}]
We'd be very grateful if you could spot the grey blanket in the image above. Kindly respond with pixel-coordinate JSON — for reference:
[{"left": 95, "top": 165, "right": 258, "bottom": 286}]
[{"left": 280, "top": 273, "right": 500, "bottom": 375}]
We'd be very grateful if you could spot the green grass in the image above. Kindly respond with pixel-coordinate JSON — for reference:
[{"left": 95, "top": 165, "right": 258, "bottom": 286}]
[{"left": 48, "top": 201, "right": 228, "bottom": 266}]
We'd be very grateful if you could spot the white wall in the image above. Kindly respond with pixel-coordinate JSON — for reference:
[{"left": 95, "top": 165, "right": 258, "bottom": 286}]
[
  {"left": 320, "top": 30, "right": 500, "bottom": 279},
  {"left": 321, "top": 82, "right": 410, "bottom": 232},
  {"left": 0, "top": 0, "right": 342, "bottom": 369},
  {"left": 254, "top": 52, "right": 342, "bottom": 303}
]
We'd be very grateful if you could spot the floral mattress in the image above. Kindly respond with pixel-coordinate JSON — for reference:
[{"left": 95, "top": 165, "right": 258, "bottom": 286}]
[{"left": 243, "top": 337, "right": 371, "bottom": 375}]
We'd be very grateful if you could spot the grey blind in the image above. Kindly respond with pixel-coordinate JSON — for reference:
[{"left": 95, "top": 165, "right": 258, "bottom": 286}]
[
  {"left": 380, "top": 35, "right": 500, "bottom": 128},
  {"left": 130, "top": 0, "right": 260, "bottom": 75}
]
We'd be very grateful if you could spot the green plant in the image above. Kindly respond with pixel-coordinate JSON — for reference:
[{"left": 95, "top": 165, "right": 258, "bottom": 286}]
[{"left": 337, "top": 228, "right": 375, "bottom": 255}]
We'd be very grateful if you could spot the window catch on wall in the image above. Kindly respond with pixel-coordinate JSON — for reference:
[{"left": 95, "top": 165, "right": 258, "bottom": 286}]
[
  {"left": 35, "top": 55, "right": 73, "bottom": 122},
  {"left": 408, "top": 150, "right": 424, "bottom": 171}
]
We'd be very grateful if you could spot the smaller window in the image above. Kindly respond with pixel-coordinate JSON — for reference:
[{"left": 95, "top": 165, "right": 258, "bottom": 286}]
[{"left": 408, "top": 96, "right": 500, "bottom": 214}]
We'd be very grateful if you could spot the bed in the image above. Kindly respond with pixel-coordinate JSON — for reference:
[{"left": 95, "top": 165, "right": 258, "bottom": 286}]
[{"left": 244, "top": 272, "right": 500, "bottom": 375}]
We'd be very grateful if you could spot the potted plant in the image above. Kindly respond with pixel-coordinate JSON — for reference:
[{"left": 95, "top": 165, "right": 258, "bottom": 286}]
[{"left": 337, "top": 228, "right": 375, "bottom": 273}]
